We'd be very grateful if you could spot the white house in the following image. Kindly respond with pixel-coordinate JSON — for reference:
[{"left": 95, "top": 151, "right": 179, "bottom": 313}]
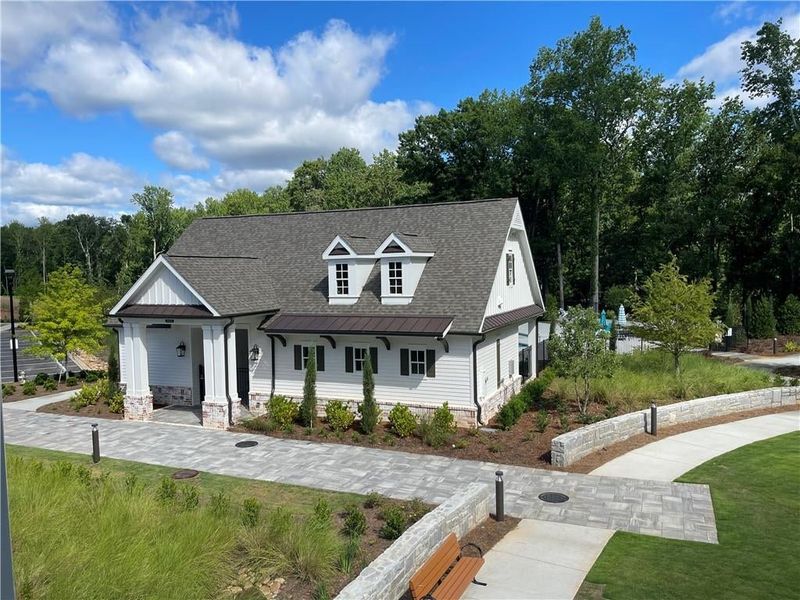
[{"left": 109, "top": 198, "right": 544, "bottom": 429}]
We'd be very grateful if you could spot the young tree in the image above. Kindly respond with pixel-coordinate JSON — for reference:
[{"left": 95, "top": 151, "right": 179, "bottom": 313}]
[
  {"left": 778, "top": 294, "right": 800, "bottom": 335},
  {"left": 300, "top": 350, "right": 317, "bottom": 427},
  {"left": 107, "top": 334, "right": 120, "bottom": 393},
  {"left": 131, "top": 186, "right": 175, "bottom": 260},
  {"left": 548, "top": 306, "right": 617, "bottom": 415},
  {"left": 631, "top": 260, "right": 718, "bottom": 374},
  {"left": 28, "top": 265, "right": 106, "bottom": 381},
  {"left": 750, "top": 296, "right": 777, "bottom": 339},
  {"left": 359, "top": 356, "right": 380, "bottom": 434}
]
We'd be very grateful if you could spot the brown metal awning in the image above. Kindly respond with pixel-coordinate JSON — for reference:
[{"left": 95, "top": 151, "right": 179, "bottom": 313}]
[
  {"left": 115, "top": 304, "right": 213, "bottom": 318},
  {"left": 482, "top": 304, "right": 544, "bottom": 332},
  {"left": 260, "top": 313, "right": 454, "bottom": 336}
]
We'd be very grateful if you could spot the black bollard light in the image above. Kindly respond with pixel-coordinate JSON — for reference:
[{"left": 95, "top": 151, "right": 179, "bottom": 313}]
[
  {"left": 495, "top": 470, "right": 504, "bottom": 522},
  {"left": 91, "top": 423, "right": 100, "bottom": 463},
  {"left": 773, "top": 338, "right": 778, "bottom": 355},
  {"left": 650, "top": 403, "right": 658, "bottom": 436}
]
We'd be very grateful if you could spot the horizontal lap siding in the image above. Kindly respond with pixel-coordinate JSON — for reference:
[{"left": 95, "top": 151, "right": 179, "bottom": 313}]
[
  {"left": 146, "top": 326, "right": 192, "bottom": 387},
  {"left": 475, "top": 325, "right": 519, "bottom": 399},
  {"left": 264, "top": 334, "right": 473, "bottom": 408}
]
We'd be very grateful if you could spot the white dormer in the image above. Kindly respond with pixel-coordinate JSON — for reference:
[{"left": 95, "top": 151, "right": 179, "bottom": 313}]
[
  {"left": 322, "top": 235, "right": 375, "bottom": 305},
  {"left": 375, "top": 233, "right": 434, "bottom": 305}
]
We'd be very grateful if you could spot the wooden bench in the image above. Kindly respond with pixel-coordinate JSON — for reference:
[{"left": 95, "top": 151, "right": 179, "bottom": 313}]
[{"left": 409, "top": 533, "right": 486, "bottom": 600}]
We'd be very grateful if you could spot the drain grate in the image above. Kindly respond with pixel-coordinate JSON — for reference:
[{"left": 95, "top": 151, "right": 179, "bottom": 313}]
[
  {"left": 235, "top": 440, "right": 259, "bottom": 448},
  {"left": 172, "top": 469, "right": 199, "bottom": 480},
  {"left": 538, "top": 492, "right": 569, "bottom": 503}
]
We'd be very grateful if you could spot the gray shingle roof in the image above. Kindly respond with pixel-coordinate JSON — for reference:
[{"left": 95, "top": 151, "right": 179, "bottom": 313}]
[{"left": 166, "top": 198, "right": 519, "bottom": 332}]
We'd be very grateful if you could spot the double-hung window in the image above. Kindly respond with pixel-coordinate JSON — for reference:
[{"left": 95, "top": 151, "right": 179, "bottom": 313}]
[
  {"left": 409, "top": 349, "right": 426, "bottom": 375},
  {"left": 400, "top": 348, "right": 435, "bottom": 377},
  {"left": 388, "top": 261, "right": 403, "bottom": 294},
  {"left": 335, "top": 263, "right": 349, "bottom": 295},
  {"left": 294, "top": 344, "right": 325, "bottom": 371},
  {"left": 345, "top": 346, "right": 378, "bottom": 373}
]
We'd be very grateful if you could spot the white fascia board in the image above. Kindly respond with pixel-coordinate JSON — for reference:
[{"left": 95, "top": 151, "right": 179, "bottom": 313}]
[
  {"left": 375, "top": 233, "right": 412, "bottom": 255},
  {"left": 322, "top": 235, "right": 356, "bottom": 259},
  {"left": 109, "top": 255, "right": 220, "bottom": 317}
]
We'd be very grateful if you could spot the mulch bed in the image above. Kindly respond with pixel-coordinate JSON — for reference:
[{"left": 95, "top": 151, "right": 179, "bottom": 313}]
[
  {"left": 38, "top": 398, "right": 123, "bottom": 420},
  {"left": 461, "top": 516, "right": 520, "bottom": 555},
  {"left": 732, "top": 334, "right": 800, "bottom": 355},
  {"left": 775, "top": 365, "right": 800, "bottom": 378},
  {"left": 2, "top": 381, "right": 81, "bottom": 402}
]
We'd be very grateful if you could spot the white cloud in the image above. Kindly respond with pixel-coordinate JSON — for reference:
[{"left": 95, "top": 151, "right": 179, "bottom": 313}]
[
  {"left": 12, "top": 92, "right": 44, "bottom": 110},
  {"left": 153, "top": 131, "right": 210, "bottom": 171},
  {"left": 163, "top": 168, "right": 293, "bottom": 207},
  {"left": 11, "top": 6, "right": 431, "bottom": 173},
  {"left": 0, "top": 147, "right": 140, "bottom": 223}
]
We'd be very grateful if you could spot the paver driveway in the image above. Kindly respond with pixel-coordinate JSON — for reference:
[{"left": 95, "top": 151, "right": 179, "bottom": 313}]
[{"left": 2, "top": 408, "right": 717, "bottom": 543}]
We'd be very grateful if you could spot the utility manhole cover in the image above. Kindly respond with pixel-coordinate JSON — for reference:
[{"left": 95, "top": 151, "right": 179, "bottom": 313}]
[
  {"left": 538, "top": 492, "right": 569, "bottom": 503},
  {"left": 235, "top": 440, "right": 259, "bottom": 448},
  {"left": 172, "top": 469, "right": 199, "bottom": 480}
]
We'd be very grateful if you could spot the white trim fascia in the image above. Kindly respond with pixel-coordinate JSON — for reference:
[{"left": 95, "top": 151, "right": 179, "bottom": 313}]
[
  {"left": 109, "top": 255, "right": 220, "bottom": 317},
  {"left": 440, "top": 320, "right": 454, "bottom": 338},
  {"left": 376, "top": 233, "right": 412, "bottom": 255},
  {"left": 322, "top": 235, "right": 357, "bottom": 259}
]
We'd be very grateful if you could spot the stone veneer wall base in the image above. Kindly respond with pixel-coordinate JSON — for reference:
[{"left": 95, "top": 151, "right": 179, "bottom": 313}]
[
  {"left": 551, "top": 386, "right": 800, "bottom": 467},
  {"left": 123, "top": 394, "right": 153, "bottom": 421},
  {"left": 336, "top": 482, "right": 491, "bottom": 600}
]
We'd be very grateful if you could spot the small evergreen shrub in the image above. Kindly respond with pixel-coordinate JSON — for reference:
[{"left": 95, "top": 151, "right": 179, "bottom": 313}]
[
  {"left": 778, "top": 295, "right": 800, "bottom": 335},
  {"left": 535, "top": 410, "right": 549, "bottom": 433},
  {"left": 520, "top": 368, "right": 555, "bottom": 411},
  {"left": 70, "top": 381, "right": 104, "bottom": 409},
  {"left": 750, "top": 296, "right": 777, "bottom": 338},
  {"left": 178, "top": 486, "right": 199, "bottom": 511},
  {"left": 107, "top": 390, "right": 124, "bottom": 414},
  {"left": 358, "top": 358, "right": 380, "bottom": 434},
  {"left": 42, "top": 378, "right": 57, "bottom": 391},
  {"left": 559, "top": 412, "right": 571, "bottom": 432},
  {"left": 312, "top": 498, "right": 332, "bottom": 526},
  {"left": 66, "top": 376, "right": 78, "bottom": 387},
  {"left": 363, "top": 492, "right": 384, "bottom": 509},
  {"left": 241, "top": 497, "right": 261, "bottom": 527},
  {"left": 342, "top": 505, "right": 367, "bottom": 537},
  {"left": 22, "top": 381, "right": 37, "bottom": 396},
  {"left": 156, "top": 476, "right": 177, "bottom": 503},
  {"left": 2, "top": 383, "right": 16, "bottom": 396},
  {"left": 300, "top": 350, "right": 317, "bottom": 427},
  {"left": 388, "top": 404, "right": 417, "bottom": 438},
  {"left": 418, "top": 403, "right": 456, "bottom": 448},
  {"left": 325, "top": 400, "right": 355, "bottom": 432},
  {"left": 85, "top": 371, "right": 100, "bottom": 383},
  {"left": 405, "top": 498, "right": 428, "bottom": 522},
  {"left": 497, "top": 396, "right": 525, "bottom": 430},
  {"left": 267, "top": 395, "right": 298, "bottom": 431},
  {"left": 379, "top": 505, "right": 407, "bottom": 540},
  {"left": 34, "top": 372, "right": 50, "bottom": 386}
]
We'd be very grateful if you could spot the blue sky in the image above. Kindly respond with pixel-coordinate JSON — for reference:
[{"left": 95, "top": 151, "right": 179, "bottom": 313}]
[{"left": 1, "top": 1, "right": 798, "bottom": 223}]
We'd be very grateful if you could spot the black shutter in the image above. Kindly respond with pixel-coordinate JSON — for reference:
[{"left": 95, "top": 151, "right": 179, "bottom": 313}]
[
  {"left": 506, "top": 253, "right": 512, "bottom": 285},
  {"left": 496, "top": 339, "right": 501, "bottom": 386},
  {"left": 294, "top": 345, "right": 302, "bottom": 370},
  {"left": 316, "top": 345, "right": 325, "bottom": 372},
  {"left": 511, "top": 253, "right": 516, "bottom": 284},
  {"left": 400, "top": 348, "right": 409, "bottom": 376},
  {"left": 369, "top": 347, "right": 378, "bottom": 374},
  {"left": 426, "top": 349, "right": 436, "bottom": 378},
  {"left": 345, "top": 346, "right": 354, "bottom": 373}
]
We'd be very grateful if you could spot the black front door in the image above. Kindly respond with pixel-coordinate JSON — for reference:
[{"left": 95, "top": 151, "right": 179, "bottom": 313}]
[{"left": 235, "top": 329, "right": 250, "bottom": 406}]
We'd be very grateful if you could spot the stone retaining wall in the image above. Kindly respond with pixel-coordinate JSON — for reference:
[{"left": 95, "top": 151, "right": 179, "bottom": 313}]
[
  {"left": 551, "top": 386, "right": 800, "bottom": 467},
  {"left": 336, "top": 482, "right": 491, "bottom": 600}
]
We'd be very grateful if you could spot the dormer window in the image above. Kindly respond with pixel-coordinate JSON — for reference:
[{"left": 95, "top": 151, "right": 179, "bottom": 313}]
[
  {"left": 506, "top": 252, "right": 515, "bottom": 286},
  {"left": 388, "top": 261, "right": 403, "bottom": 294},
  {"left": 335, "top": 263, "right": 349, "bottom": 295}
]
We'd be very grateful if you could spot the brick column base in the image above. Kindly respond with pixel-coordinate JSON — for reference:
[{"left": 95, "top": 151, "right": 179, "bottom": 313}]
[
  {"left": 124, "top": 394, "right": 154, "bottom": 421},
  {"left": 202, "top": 399, "right": 229, "bottom": 429}
]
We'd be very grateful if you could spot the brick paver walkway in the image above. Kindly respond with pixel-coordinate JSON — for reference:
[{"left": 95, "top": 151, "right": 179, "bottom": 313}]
[{"left": 2, "top": 409, "right": 717, "bottom": 543}]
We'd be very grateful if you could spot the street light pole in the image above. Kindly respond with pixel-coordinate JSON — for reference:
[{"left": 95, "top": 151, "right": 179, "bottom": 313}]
[{"left": 4, "top": 269, "right": 18, "bottom": 383}]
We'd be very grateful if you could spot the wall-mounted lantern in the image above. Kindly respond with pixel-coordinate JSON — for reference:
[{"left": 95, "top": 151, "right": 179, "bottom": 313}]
[
  {"left": 249, "top": 344, "right": 260, "bottom": 362},
  {"left": 176, "top": 341, "right": 186, "bottom": 358}
]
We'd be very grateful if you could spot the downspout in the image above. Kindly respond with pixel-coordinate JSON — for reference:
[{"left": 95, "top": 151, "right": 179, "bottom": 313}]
[
  {"left": 472, "top": 333, "right": 486, "bottom": 425},
  {"left": 270, "top": 335, "right": 276, "bottom": 399},
  {"left": 223, "top": 318, "right": 235, "bottom": 427}
]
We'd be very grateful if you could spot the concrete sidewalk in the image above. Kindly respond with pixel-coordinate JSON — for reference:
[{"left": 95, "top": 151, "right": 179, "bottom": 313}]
[
  {"left": 468, "top": 411, "right": 799, "bottom": 600},
  {"left": 3, "top": 389, "right": 79, "bottom": 412}
]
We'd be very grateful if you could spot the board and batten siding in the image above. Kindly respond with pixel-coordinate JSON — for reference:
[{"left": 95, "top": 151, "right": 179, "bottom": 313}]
[
  {"left": 132, "top": 266, "right": 201, "bottom": 306},
  {"left": 145, "top": 326, "right": 193, "bottom": 387},
  {"left": 251, "top": 333, "right": 473, "bottom": 408},
  {"left": 484, "top": 229, "right": 535, "bottom": 317},
  {"left": 475, "top": 324, "right": 519, "bottom": 399}
]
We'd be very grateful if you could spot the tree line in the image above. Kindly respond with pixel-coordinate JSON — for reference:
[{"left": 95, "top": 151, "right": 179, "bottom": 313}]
[{"left": 2, "top": 17, "right": 797, "bottom": 329}]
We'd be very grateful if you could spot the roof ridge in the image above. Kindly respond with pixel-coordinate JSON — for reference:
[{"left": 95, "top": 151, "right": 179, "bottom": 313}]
[
  {"left": 194, "top": 197, "right": 518, "bottom": 222},
  {"left": 167, "top": 254, "right": 261, "bottom": 260}
]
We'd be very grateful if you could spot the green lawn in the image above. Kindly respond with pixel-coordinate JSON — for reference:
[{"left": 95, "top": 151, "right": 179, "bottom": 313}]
[
  {"left": 4, "top": 445, "right": 382, "bottom": 600},
  {"left": 551, "top": 350, "right": 773, "bottom": 412},
  {"left": 579, "top": 432, "right": 800, "bottom": 600}
]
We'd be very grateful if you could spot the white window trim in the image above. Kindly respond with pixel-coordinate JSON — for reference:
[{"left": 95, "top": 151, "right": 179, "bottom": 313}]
[
  {"left": 335, "top": 263, "right": 350, "bottom": 296},
  {"left": 388, "top": 261, "right": 404, "bottom": 295}
]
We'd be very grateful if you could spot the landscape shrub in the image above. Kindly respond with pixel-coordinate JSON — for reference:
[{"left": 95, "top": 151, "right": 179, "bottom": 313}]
[
  {"left": 784, "top": 341, "right": 799, "bottom": 353},
  {"left": 363, "top": 491, "right": 384, "bottom": 509},
  {"left": 300, "top": 350, "right": 317, "bottom": 427},
  {"left": 34, "top": 372, "right": 50, "bottom": 386},
  {"left": 342, "top": 505, "right": 367, "bottom": 537},
  {"left": 535, "top": 410, "right": 549, "bottom": 433},
  {"left": 2, "top": 383, "right": 16, "bottom": 396},
  {"left": 604, "top": 284, "right": 638, "bottom": 313},
  {"left": 521, "top": 368, "right": 555, "bottom": 411},
  {"left": 66, "top": 376, "right": 78, "bottom": 387},
  {"left": 404, "top": 498, "right": 428, "bottom": 522},
  {"left": 559, "top": 412, "right": 570, "bottom": 432},
  {"left": 242, "top": 497, "right": 261, "bottom": 527},
  {"left": 156, "top": 476, "right": 177, "bottom": 503},
  {"left": 778, "top": 295, "right": 800, "bottom": 335},
  {"left": 107, "top": 390, "right": 124, "bottom": 414},
  {"left": 312, "top": 498, "right": 332, "bottom": 526},
  {"left": 418, "top": 403, "right": 456, "bottom": 447},
  {"left": 749, "top": 296, "right": 777, "bottom": 338},
  {"left": 208, "top": 491, "right": 230, "bottom": 518},
  {"left": 85, "top": 371, "right": 100, "bottom": 383},
  {"left": 268, "top": 395, "right": 298, "bottom": 431},
  {"left": 22, "top": 381, "right": 37, "bottom": 396},
  {"left": 379, "top": 505, "right": 407, "bottom": 540},
  {"left": 325, "top": 400, "right": 355, "bottom": 432},
  {"left": 241, "top": 417, "right": 272, "bottom": 432},
  {"left": 497, "top": 396, "right": 525, "bottom": 430},
  {"left": 43, "top": 379, "right": 57, "bottom": 391},
  {"left": 358, "top": 357, "right": 380, "bottom": 434},
  {"left": 338, "top": 536, "right": 362, "bottom": 575},
  {"left": 388, "top": 404, "right": 417, "bottom": 437},
  {"left": 178, "top": 486, "right": 199, "bottom": 511},
  {"left": 70, "top": 380, "right": 104, "bottom": 410}
]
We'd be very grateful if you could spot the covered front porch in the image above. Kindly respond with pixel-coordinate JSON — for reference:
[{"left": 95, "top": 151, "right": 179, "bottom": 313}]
[{"left": 118, "top": 315, "right": 258, "bottom": 429}]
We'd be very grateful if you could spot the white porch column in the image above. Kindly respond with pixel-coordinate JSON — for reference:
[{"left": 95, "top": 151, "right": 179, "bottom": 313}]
[
  {"left": 226, "top": 327, "right": 242, "bottom": 423},
  {"left": 201, "top": 324, "right": 229, "bottom": 429},
  {"left": 122, "top": 322, "right": 153, "bottom": 421}
]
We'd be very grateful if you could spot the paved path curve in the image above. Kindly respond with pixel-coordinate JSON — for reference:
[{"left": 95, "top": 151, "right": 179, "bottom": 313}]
[
  {"left": 4, "top": 389, "right": 79, "bottom": 412},
  {"left": 468, "top": 411, "right": 799, "bottom": 600},
  {"left": 1, "top": 408, "right": 715, "bottom": 543}
]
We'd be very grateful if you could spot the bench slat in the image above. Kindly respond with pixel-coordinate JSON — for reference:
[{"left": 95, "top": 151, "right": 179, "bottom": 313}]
[
  {"left": 409, "top": 533, "right": 460, "bottom": 600},
  {"left": 432, "top": 557, "right": 485, "bottom": 600}
]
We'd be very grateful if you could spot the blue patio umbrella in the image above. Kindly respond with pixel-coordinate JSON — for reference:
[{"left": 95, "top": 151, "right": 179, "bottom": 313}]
[
  {"left": 618, "top": 304, "right": 627, "bottom": 328},
  {"left": 600, "top": 309, "right": 609, "bottom": 331}
]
